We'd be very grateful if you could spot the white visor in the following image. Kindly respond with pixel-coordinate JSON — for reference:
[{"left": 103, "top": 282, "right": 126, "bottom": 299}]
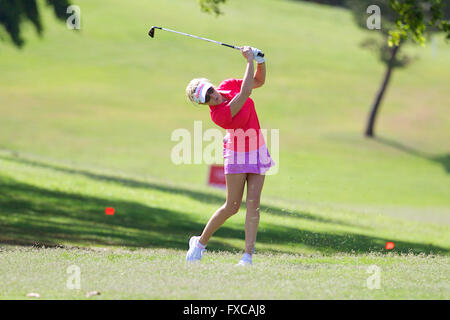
[{"left": 193, "top": 81, "right": 213, "bottom": 104}]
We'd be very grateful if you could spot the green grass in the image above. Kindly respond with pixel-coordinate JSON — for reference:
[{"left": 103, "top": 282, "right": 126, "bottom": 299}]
[
  {"left": 1, "top": 150, "right": 448, "bottom": 255},
  {"left": 0, "top": 150, "right": 448, "bottom": 299},
  {"left": 0, "top": 0, "right": 449, "bottom": 299},
  {"left": 0, "top": 0, "right": 449, "bottom": 206},
  {"left": 1, "top": 246, "right": 448, "bottom": 299}
]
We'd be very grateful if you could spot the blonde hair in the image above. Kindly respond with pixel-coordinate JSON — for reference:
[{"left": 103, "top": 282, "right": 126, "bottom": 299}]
[{"left": 186, "top": 78, "right": 212, "bottom": 104}]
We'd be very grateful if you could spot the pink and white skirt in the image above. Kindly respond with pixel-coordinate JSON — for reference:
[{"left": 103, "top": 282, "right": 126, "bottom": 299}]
[{"left": 223, "top": 132, "right": 275, "bottom": 175}]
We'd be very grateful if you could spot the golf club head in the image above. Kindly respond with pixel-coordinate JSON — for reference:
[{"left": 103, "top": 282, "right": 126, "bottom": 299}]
[{"left": 148, "top": 27, "right": 156, "bottom": 38}]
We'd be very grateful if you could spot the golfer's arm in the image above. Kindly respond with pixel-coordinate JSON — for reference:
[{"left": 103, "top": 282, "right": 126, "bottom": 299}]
[
  {"left": 253, "top": 62, "right": 266, "bottom": 89},
  {"left": 229, "top": 61, "right": 254, "bottom": 117}
]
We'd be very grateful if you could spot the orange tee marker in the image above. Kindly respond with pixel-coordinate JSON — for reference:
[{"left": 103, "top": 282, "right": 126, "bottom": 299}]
[{"left": 385, "top": 242, "right": 395, "bottom": 250}]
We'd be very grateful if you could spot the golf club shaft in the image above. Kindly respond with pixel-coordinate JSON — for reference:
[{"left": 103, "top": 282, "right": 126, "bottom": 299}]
[{"left": 151, "top": 26, "right": 264, "bottom": 57}]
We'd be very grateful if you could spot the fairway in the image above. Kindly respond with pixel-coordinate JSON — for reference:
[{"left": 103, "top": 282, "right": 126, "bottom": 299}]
[
  {"left": 0, "top": 0, "right": 449, "bottom": 300},
  {"left": 0, "top": 149, "right": 448, "bottom": 299}
]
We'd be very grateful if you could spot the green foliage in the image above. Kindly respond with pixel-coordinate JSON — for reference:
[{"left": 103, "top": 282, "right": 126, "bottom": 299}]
[
  {"left": 0, "top": 0, "right": 70, "bottom": 47},
  {"left": 344, "top": 0, "right": 449, "bottom": 67},
  {"left": 344, "top": 0, "right": 449, "bottom": 46},
  {"left": 389, "top": 0, "right": 450, "bottom": 46},
  {"left": 198, "top": 0, "right": 226, "bottom": 16},
  {"left": 345, "top": 1, "right": 405, "bottom": 66}
]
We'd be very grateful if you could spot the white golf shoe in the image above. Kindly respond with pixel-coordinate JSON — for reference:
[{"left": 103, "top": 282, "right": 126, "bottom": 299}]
[
  {"left": 186, "top": 236, "right": 206, "bottom": 262},
  {"left": 235, "top": 259, "right": 252, "bottom": 267},
  {"left": 235, "top": 252, "right": 253, "bottom": 266}
]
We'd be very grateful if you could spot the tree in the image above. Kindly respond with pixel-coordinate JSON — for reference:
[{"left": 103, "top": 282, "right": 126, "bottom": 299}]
[
  {"left": 197, "top": 0, "right": 449, "bottom": 138},
  {"left": 0, "top": 0, "right": 71, "bottom": 48},
  {"left": 345, "top": 0, "right": 449, "bottom": 137}
]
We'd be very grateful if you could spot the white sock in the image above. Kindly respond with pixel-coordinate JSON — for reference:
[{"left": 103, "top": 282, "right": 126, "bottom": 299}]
[{"left": 196, "top": 240, "right": 206, "bottom": 250}]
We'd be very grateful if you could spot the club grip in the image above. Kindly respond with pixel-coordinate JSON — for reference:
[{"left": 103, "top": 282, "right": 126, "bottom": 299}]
[
  {"left": 221, "top": 43, "right": 237, "bottom": 49},
  {"left": 222, "top": 43, "right": 265, "bottom": 58}
]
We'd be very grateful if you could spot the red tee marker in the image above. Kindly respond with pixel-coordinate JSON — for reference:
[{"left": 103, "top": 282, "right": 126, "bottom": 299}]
[
  {"left": 385, "top": 242, "right": 395, "bottom": 250},
  {"left": 105, "top": 207, "right": 115, "bottom": 216}
]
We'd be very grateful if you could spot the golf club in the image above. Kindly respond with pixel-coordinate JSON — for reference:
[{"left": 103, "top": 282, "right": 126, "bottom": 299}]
[{"left": 148, "top": 26, "right": 264, "bottom": 57}]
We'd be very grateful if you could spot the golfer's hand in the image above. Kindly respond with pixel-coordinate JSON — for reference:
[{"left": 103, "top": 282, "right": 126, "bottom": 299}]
[
  {"left": 241, "top": 46, "right": 254, "bottom": 62},
  {"left": 251, "top": 47, "right": 265, "bottom": 64}
]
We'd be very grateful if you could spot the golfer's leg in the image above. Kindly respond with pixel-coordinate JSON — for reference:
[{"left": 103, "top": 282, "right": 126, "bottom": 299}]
[
  {"left": 244, "top": 173, "right": 265, "bottom": 254},
  {"left": 199, "top": 173, "right": 247, "bottom": 245}
]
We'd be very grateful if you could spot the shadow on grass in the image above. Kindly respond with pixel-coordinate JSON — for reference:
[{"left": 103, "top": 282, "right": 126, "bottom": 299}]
[
  {"left": 374, "top": 137, "right": 450, "bottom": 174},
  {"left": 0, "top": 153, "right": 448, "bottom": 255},
  {"left": 0, "top": 153, "right": 358, "bottom": 228},
  {"left": 0, "top": 174, "right": 237, "bottom": 251}
]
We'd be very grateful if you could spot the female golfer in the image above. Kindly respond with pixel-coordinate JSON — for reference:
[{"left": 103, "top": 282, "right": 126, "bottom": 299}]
[{"left": 185, "top": 46, "right": 275, "bottom": 266}]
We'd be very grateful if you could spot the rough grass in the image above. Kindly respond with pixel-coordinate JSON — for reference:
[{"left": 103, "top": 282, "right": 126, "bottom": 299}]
[{"left": 1, "top": 246, "right": 448, "bottom": 299}]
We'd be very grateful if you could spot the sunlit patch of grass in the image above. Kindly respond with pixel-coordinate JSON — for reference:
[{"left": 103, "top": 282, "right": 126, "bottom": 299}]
[{"left": 0, "top": 246, "right": 448, "bottom": 299}]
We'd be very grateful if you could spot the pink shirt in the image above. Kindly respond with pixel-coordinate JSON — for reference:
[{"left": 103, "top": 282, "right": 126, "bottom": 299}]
[{"left": 209, "top": 78, "right": 265, "bottom": 152}]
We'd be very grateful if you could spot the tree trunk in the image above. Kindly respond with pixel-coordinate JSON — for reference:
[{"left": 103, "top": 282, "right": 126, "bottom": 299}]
[{"left": 365, "top": 44, "right": 400, "bottom": 137}]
